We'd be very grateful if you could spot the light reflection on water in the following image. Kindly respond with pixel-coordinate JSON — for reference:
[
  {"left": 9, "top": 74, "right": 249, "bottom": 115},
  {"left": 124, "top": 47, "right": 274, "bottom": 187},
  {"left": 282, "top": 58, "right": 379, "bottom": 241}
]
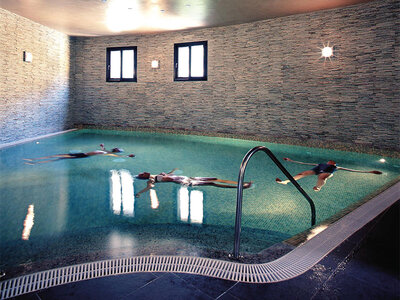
[
  {"left": 177, "top": 186, "right": 204, "bottom": 224},
  {"left": 110, "top": 169, "right": 135, "bottom": 217},
  {"left": 21, "top": 204, "right": 34, "bottom": 240}
]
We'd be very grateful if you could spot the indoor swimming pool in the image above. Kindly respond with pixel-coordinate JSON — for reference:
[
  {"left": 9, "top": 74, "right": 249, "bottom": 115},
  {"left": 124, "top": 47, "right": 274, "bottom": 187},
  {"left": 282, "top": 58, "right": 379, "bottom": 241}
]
[{"left": 1, "top": 129, "right": 399, "bottom": 278}]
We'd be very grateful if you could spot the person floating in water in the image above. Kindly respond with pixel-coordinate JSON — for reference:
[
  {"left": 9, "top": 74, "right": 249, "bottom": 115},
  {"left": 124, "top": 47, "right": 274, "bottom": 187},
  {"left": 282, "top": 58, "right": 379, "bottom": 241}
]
[
  {"left": 24, "top": 144, "right": 135, "bottom": 165},
  {"left": 135, "top": 168, "right": 253, "bottom": 198},
  {"left": 275, "top": 157, "right": 382, "bottom": 192}
]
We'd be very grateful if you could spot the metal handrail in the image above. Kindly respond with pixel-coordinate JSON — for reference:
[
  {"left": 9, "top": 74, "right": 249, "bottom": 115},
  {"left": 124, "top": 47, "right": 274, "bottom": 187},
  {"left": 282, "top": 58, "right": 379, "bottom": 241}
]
[{"left": 233, "top": 146, "right": 316, "bottom": 259}]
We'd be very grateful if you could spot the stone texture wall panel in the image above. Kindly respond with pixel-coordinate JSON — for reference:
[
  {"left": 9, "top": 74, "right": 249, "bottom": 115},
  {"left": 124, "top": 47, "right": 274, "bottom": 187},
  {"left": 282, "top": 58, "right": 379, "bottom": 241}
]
[{"left": 0, "top": 8, "right": 72, "bottom": 144}]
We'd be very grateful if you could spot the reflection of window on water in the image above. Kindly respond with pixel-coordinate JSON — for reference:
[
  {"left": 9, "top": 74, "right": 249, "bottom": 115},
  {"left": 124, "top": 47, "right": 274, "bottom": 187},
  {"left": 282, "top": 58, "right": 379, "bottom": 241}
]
[
  {"left": 177, "top": 186, "right": 203, "bottom": 224},
  {"left": 22, "top": 204, "right": 34, "bottom": 240},
  {"left": 149, "top": 189, "right": 159, "bottom": 209},
  {"left": 110, "top": 169, "right": 135, "bottom": 217}
]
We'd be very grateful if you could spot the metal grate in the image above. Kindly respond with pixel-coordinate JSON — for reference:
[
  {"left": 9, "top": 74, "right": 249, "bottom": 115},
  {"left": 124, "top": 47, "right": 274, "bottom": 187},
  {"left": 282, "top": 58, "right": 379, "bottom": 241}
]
[{"left": 1, "top": 182, "right": 398, "bottom": 300}]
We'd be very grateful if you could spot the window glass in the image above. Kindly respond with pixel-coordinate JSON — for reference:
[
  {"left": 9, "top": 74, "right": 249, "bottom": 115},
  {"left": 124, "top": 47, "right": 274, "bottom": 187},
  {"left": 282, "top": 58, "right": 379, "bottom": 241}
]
[
  {"left": 190, "top": 45, "right": 204, "bottom": 77},
  {"left": 110, "top": 50, "right": 121, "bottom": 79},
  {"left": 122, "top": 50, "right": 134, "bottom": 79},
  {"left": 174, "top": 41, "right": 207, "bottom": 81},
  {"left": 178, "top": 46, "right": 189, "bottom": 78},
  {"left": 107, "top": 46, "right": 137, "bottom": 82}
]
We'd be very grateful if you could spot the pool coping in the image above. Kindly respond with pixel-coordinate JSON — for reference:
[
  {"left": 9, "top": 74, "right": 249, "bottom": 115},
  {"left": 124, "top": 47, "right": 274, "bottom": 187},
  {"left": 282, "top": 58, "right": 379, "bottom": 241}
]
[
  {"left": 1, "top": 182, "right": 398, "bottom": 299},
  {"left": 0, "top": 129, "right": 77, "bottom": 150}
]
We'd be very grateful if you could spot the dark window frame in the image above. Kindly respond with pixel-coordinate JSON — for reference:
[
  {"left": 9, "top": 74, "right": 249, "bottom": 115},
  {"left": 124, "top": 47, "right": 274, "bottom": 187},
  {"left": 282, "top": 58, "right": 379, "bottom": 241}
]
[
  {"left": 174, "top": 41, "right": 208, "bottom": 81},
  {"left": 106, "top": 46, "right": 137, "bottom": 82}
]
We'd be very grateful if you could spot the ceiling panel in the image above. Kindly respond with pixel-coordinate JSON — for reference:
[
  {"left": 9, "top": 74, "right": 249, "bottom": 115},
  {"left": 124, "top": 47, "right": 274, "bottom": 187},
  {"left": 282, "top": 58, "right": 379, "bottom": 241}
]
[{"left": 0, "top": 0, "right": 375, "bottom": 36}]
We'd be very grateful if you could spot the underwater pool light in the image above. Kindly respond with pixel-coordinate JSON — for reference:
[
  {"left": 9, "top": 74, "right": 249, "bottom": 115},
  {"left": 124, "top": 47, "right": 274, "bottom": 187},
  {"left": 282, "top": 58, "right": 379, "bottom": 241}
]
[{"left": 379, "top": 158, "right": 386, "bottom": 163}]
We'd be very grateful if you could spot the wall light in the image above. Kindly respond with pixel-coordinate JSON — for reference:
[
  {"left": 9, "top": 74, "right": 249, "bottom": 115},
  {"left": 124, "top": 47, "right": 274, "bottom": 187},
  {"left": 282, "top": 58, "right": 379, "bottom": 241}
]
[
  {"left": 151, "top": 60, "right": 160, "bottom": 69},
  {"left": 23, "top": 51, "right": 32, "bottom": 63},
  {"left": 320, "top": 43, "right": 334, "bottom": 62},
  {"left": 321, "top": 46, "right": 333, "bottom": 58}
]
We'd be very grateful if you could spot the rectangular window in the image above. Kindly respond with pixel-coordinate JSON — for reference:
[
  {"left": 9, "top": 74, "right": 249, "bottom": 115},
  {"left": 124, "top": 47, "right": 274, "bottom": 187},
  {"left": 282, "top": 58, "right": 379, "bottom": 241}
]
[
  {"left": 106, "top": 47, "right": 137, "bottom": 82},
  {"left": 174, "top": 41, "right": 207, "bottom": 81}
]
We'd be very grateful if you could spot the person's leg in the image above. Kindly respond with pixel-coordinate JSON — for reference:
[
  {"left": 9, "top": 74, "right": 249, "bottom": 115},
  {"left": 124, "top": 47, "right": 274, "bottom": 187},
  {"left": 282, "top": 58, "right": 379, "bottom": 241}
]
[
  {"left": 313, "top": 173, "right": 333, "bottom": 191},
  {"left": 276, "top": 170, "right": 315, "bottom": 184},
  {"left": 23, "top": 154, "right": 69, "bottom": 161},
  {"left": 190, "top": 181, "right": 252, "bottom": 189},
  {"left": 24, "top": 158, "right": 63, "bottom": 164}
]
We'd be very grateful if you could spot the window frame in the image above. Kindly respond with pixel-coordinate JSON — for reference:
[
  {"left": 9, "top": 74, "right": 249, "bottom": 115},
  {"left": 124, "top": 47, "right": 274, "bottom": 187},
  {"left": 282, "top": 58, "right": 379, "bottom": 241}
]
[
  {"left": 106, "top": 46, "right": 137, "bottom": 82},
  {"left": 174, "top": 41, "right": 208, "bottom": 81}
]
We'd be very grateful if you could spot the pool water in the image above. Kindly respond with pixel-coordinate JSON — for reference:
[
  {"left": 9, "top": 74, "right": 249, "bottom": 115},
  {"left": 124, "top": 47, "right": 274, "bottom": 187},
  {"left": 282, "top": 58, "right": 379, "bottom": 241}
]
[{"left": 1, "top": 129, "right": 399, "bottom": 274}]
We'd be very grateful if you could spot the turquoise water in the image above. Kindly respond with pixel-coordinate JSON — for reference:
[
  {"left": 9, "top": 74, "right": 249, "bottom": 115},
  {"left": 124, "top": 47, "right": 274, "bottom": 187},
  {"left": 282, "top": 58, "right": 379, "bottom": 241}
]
[{"left": 1, "top": 129, "right": 399, "bottom": 273}]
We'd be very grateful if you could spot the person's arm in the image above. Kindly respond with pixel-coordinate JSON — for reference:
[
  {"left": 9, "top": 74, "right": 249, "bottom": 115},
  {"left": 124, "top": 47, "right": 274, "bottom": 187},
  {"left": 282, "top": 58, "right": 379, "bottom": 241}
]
[
  {"left": 167, "top": 168, "right": 178, "bottom": 175},
  {"left": 135, "top": 180, "right": 155, "bottom": 198},
  {"left": 104, "top": 153, "right": 119, "bottom": 157},
  {"left": 337, "top": 167, "right": 382, "bottom": 174},
  {"left": 282, "top": 158, "right": 317, "bottom": 166}
]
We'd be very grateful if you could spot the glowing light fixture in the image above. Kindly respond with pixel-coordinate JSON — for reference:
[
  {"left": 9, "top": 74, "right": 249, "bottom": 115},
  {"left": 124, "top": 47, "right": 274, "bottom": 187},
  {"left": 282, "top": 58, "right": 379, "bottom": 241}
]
[
  {"left": 23, "top": 51, "right": 32, "bottom": 62},
  {"left": 321, "top": 46, "right": 333, "bottom": 58},
  {"left": 379, "top": 158, "right": 386, "bottom": 163},
  {"left": 320, "top": 42, "right": 334, "bottom": 62},
  {"left": 151, "top": 60, "right": 160, "bottom": 69}
]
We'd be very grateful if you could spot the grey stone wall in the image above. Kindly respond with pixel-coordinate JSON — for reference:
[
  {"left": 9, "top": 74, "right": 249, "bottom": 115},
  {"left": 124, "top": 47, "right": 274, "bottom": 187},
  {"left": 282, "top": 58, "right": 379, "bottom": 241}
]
[
  {"left": 0, "top": 8, "right": 71, "bottom": 144},
  {"left": 71, "top": 0, "right": 399, "bottom": 151}
]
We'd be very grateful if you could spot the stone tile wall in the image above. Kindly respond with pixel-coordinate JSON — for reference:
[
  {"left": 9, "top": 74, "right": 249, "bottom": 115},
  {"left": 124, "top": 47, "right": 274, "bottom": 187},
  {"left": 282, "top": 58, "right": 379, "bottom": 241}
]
[
  {"left": 1, "top": 0, "right": 398, "bottom": 151},
  {"left": 70, "top": 0, "right": 399, "bottom": 151},
  {"left": 0, "top": 8, "right": 72, "bottom": 144}
]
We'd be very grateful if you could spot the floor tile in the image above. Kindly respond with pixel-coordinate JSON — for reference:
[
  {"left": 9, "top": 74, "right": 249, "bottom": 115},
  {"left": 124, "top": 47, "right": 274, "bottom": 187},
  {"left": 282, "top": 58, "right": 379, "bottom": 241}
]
[
  {"left": 175, "top": 273, "right": 237, "bottom": 298},
  {"left": 36, "top": 272, "right": 157, "bottom": 300},
  {"left": 121, "top": 273, "right": 213, "bottom": 300},
  {"left": 313, "top": 273, "right": 400, "bottom": 300},
  {"left": 227, "top": 281, "right": 313, "bottom": 300},
  {"left": 216, "top": 292, "right": 241, "bottom": 300},
  {"left": 11, "top": 293, "right": 41, "bottom": 300}
]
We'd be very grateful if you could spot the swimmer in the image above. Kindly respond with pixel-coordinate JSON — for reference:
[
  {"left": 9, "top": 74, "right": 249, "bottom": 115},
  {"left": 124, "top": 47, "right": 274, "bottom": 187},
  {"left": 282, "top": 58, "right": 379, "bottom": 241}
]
[
  {"left": 135, "top": 168, "right": 253, "bottom": 198},
  {"left": 24, "top": 145, "right": 134, "bottom": 165},
  {"left": 275, "top": 157, "right": 382, "bottom": 191}
]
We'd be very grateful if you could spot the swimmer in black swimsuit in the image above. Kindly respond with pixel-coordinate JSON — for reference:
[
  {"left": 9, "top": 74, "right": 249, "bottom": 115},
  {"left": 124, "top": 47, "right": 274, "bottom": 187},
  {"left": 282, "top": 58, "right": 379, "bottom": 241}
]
[
  {"left": 24, "top": 145, "right": 135, "bottom": 165},
  {"left": 135, "top": 168, "right": 253, "bottom": 198},
  {"left": 275, "top": 157, "right": 382, "bottom": 191}
]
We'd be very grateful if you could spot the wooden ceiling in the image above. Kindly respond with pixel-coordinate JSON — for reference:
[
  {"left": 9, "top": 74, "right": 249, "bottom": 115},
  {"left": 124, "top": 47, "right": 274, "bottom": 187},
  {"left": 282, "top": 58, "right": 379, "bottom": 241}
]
[{"left": 0, "top": 0, "right": 374, "bottom": 36}]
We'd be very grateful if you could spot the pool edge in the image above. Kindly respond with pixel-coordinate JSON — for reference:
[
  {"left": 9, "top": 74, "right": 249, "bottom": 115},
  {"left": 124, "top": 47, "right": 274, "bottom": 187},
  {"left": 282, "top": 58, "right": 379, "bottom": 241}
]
[
  {"left": 1, "top": 182, "right": 398, "bottom": 299},
  {"left": 0, "top": 129, "right": 78, "bottom": 150}
]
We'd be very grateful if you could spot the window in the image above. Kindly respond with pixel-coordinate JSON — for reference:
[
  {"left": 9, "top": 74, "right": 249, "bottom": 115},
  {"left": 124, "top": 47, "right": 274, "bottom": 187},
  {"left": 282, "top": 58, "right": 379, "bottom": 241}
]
[
  {"left": 106, "top": 47, "right": 137, "bottom": 82},
  {"left": 174, "top": 41, "right": 207, "bottom": 81}
]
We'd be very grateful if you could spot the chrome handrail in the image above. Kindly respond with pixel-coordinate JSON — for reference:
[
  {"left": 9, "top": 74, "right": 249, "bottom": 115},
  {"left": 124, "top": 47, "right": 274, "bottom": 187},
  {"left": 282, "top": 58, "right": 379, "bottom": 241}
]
[{"left": 233, "top": 146, "right": 316, "bottom": 259}]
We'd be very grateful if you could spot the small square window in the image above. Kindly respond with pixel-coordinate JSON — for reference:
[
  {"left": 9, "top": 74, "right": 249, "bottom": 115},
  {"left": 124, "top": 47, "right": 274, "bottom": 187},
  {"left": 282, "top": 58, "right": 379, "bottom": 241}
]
[
  {"left": 174, "top": 41, "right": 207, "bottom": 81},
  {"left": 106, "top": 47, "right": 137, "bottom": 82}
]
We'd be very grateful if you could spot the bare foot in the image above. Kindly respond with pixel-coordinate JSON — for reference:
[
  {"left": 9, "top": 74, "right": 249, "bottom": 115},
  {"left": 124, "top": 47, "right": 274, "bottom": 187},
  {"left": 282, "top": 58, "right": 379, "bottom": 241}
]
[
  {"left": 313, "top": 186, "right": 321, "bottom": 192},
  {"left": 275, "top": 178, "right": 288, "bottom": 185}
]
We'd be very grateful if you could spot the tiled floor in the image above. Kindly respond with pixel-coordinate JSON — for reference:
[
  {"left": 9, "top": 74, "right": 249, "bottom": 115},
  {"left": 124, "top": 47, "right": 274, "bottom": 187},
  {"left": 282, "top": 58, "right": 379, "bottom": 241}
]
[{"left": 12, "top": 201, "right": 400, "bottom": 300}]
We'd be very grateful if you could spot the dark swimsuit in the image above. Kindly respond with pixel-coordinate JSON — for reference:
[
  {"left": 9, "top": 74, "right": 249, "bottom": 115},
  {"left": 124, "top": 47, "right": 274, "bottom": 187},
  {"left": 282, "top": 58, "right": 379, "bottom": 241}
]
[
  {"left": 312, "top": 163, "right": 337, "bottom": 174},
  {"left": 69, "top": 153, "right": 89, "bottom": 158}
]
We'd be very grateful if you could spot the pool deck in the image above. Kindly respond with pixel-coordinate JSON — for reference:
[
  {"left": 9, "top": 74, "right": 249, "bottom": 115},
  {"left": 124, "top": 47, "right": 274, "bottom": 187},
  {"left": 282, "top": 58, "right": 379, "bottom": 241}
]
[{"left": 10, "top": 199, "right": 399, "bottom": 300}]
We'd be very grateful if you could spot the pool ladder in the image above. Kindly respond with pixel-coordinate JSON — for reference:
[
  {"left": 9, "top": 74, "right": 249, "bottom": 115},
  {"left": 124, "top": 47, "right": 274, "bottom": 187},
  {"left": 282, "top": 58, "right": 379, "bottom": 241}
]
[{"left": 233, "top": 146, "right": 316, "bottom": 259}]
